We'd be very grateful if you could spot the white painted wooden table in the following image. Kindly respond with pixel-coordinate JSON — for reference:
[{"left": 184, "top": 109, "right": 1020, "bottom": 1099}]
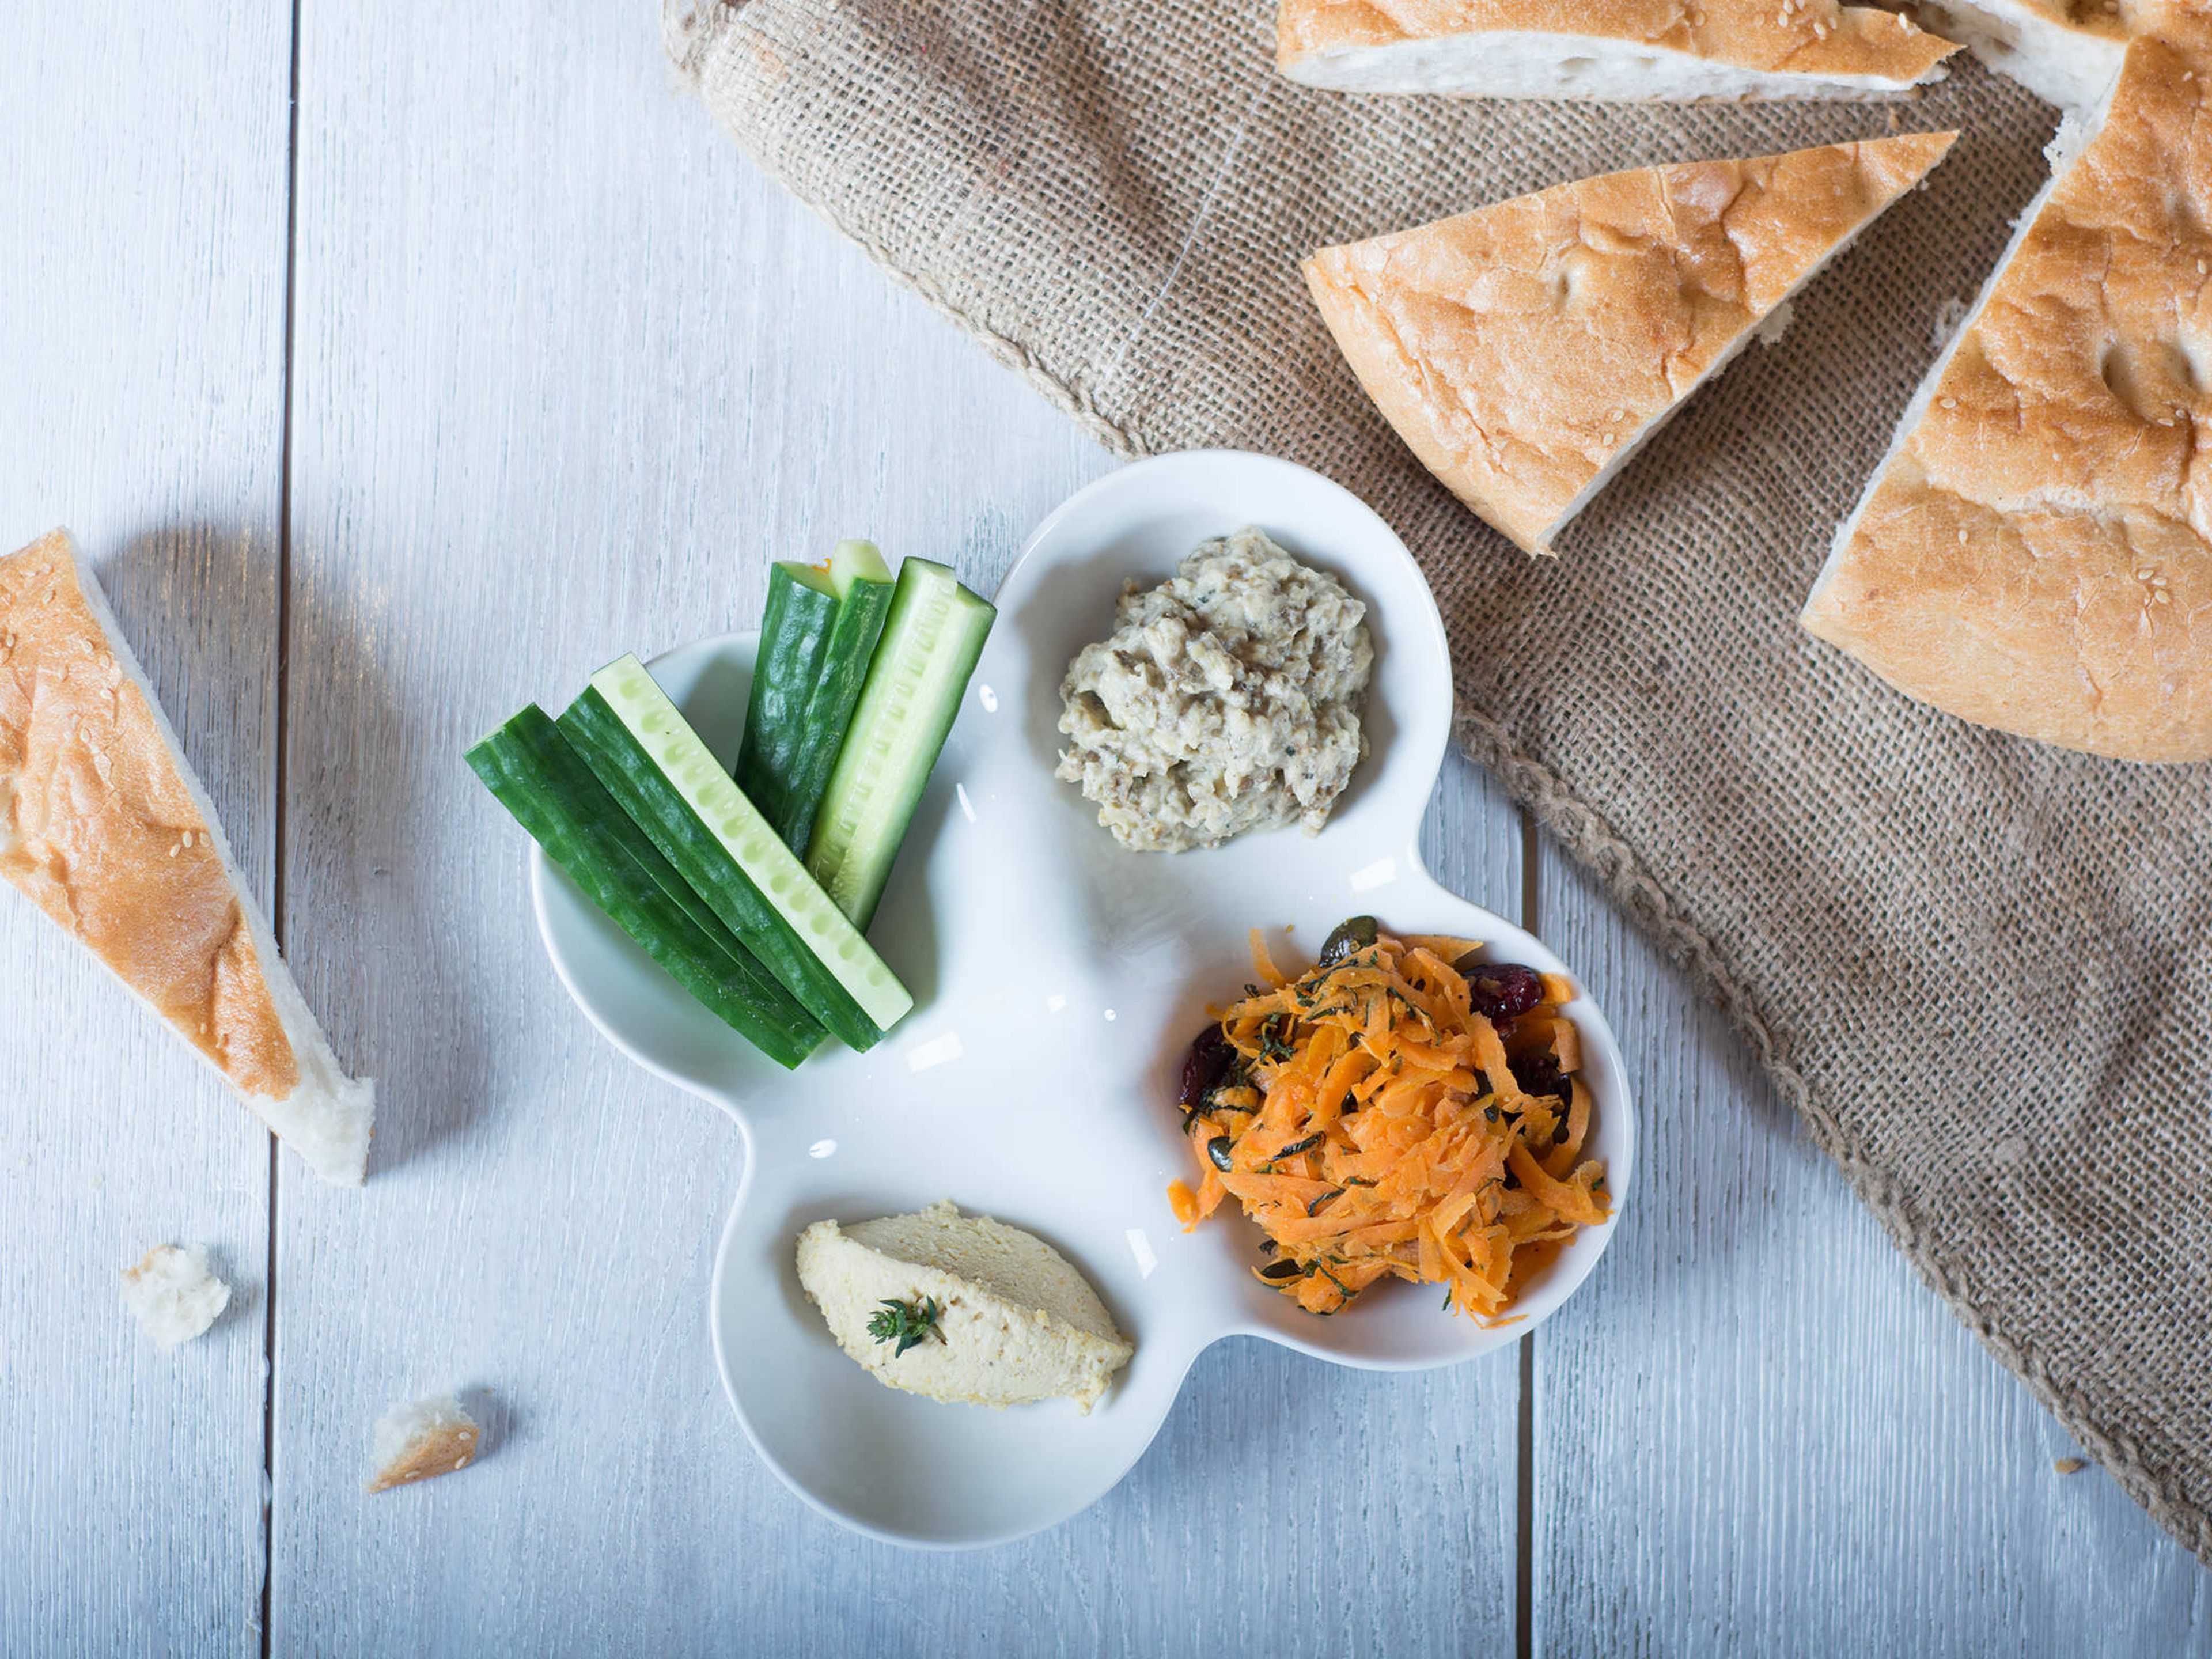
[{"left": 3, "top": 5, "right": 2207, "bottom": 1654}]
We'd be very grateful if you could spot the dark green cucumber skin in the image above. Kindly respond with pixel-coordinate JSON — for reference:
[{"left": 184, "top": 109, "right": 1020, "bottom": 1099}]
[
  {"left": 733, "top": 563, "right": 840, "bottom": 840},
  {"left": 784, "top": 575, "right": 893, "bottom": 852},
  {"left": 557, "top": 687, "right": 887, "bottom": 1053},
  {"left": 464, "top": 706, "right": 823, "bottom": 1069}
]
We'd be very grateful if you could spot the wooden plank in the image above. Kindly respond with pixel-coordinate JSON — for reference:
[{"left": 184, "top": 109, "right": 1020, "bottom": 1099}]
[
  {"left": 275, "top": 1, "right": 1525, "bottom": 1649},
  {"left": 1530, "top": 846, "right": 2212, "bottom": 1656},
  {"left": 0, "top": 6, "right": 289, "bottom": 1654}
]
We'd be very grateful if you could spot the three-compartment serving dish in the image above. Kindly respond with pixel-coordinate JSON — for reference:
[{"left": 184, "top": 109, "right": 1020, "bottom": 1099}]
[{"left": 529, "top": 451, "right": 1637, "bottom": 1547}]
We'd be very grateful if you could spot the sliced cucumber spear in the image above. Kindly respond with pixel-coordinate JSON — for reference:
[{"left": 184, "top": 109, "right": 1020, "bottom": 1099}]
[
  {"left": 560, "top": 656, "right": 913, "bottom": 1051},
  {"left": 464, "top": 705, "right": 824, "bottom": 1069},
  {"left": 733, "top": 562, "right": 838, "bottom": 844},
  {"left": 737, "top": 545, "right": 896, "bottom": 851},
  {"left": 784, "top": 544, "right": 895, "bottom": 849},
  {"left": 828, "top": 537, "right": 892, "bottom": 599},
  {"left": 805, "top": 557, "right": 996, "bottom": 930}
]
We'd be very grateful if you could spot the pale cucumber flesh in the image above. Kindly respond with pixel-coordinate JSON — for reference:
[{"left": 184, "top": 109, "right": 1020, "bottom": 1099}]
[
  {"left": 805, "top": 558, "right": 995, "bottom": 929},
  {"left": 586, "top": 656, "right": 912, "bottom": 1034},
  {"left": 464, "top": 705, "right": 823, "bottom": 1067},
  {"left": 829, "top": 539, "right": 892, "bottom": 598}
]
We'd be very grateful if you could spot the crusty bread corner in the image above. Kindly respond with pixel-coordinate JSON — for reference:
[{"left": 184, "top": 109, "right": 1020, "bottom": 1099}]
[
  {"left": 1802, "top": 29, "right": 2212, "bottom": 763},
  {"left": 0, "top": 529, "right": 374, "bottom": 1183},
  {"left": 1276, "top": 0, "right": 1959, "bottom": 99},
  {"left": 367, "top": 1393, "right": 483, "bottom": 1493},
  {"left": 1304, "top": 132, "right": 1956, "bottom": 555}
]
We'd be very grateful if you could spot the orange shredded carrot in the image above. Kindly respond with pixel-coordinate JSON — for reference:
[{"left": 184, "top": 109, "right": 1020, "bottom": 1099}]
[
  {"left": 1171, "top": 923, "right": 1608, "bottom": 1323},
  {"left": 1166, "top": 1179, "right": 1199, "bottom": 1228}
]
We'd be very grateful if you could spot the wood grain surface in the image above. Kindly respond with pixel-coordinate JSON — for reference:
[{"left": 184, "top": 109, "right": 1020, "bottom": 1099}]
[
  {"left": 1, "top": 1, "right": 2207, "bottom": 1654},
  {"left": 0, "top": 7, "right": 289, "bottom": 1655}
]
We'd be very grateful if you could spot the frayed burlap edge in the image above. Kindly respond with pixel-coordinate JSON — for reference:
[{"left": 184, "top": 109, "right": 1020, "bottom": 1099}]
[
  {"left": 1452, "top": 706, "right": 2212, "bottom": 1569},
  {"left": 663, "top": 5, "right": 2212, "bottom": 1567}
]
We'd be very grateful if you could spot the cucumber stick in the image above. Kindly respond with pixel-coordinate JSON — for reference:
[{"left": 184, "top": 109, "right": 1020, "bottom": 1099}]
[
  {"left": 784, "top": 559, "right": 894, "bottom": 849},
  {"left": 805, "top": 558, "right": 996, "bottom": 929},
  {"left": 828, "top": 537, "right": 892, "bottom": 598},
  {"left": 560, "top": 657, "right": 912, "bottom": 1051},
  {"left": 464, "top": 705, "right": 824, "bottom": 1069},
  {"left": 733, "top": 562, "right": 838, "bottom": 844}
]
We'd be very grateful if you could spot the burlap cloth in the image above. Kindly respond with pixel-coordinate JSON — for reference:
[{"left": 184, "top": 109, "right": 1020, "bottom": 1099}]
[{"left": 667, "top": 0, "right": 2212, "bottom": 1562}]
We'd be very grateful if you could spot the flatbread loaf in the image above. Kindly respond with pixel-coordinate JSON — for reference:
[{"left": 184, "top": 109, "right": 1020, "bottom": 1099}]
[
  {"left": 0, "top": 529, "right": 374, "bottom": 1181},
  {"left": 1304, "top": 134, "right": 1957, "bottom": 556},
  {"left": 1276, "top": 0, "right": 1959, "bottom": 100},
  {"left": 1802, "top": 26, "right": 2212, "bottom": 763}
]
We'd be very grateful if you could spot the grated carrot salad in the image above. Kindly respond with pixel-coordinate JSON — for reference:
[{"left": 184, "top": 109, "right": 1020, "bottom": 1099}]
[{"left": 1168, "top": 922, "right": 1607, "bottom": 1322}]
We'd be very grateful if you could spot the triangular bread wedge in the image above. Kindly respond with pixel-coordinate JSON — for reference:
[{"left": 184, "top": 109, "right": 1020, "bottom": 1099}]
[
  {"left": 0, "top": 530, "right": 373, "bottom": 1181},
  {"left": 1907, "top": 0, "right": 2131, "bottom": 109},
  {"left": 368, "top": 1393, "right": 482, "bottom": 1491},
  {"left": 1277, "top": 0, "right": 1959, "bottom": 100},
  {"left": 1305, "top": 133, "right": 1957, "bottom": 556},
  {"left": 1803, "top": 28, "right": 2212, "bottom": 763}
]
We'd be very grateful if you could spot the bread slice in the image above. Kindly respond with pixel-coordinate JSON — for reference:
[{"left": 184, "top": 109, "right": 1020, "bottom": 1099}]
[
  {"left": 1906, "top": 0, "right": 2130, "bottom": 108},
  {"left": 368, "top": 1392, "right": 482, "bottom": 1491},
  {"left": 119, "top": 1244, "right": 232, "bottom": 1349},
  {"left": 1304, "top": 133, "right": 1957, "bottom": 555},
  {"left": 0, "top": 530, "right": 374, "bottom": 1182},
  {"left": 1802, "top": 29, "right": 2212, "bottom": 762},
  {"left": 1277, "top": 0, "right": 1960, "bottom": 100}
]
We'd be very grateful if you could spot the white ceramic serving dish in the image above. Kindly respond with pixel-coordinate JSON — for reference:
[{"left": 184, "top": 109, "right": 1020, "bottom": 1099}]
[{"left": 531, "top": 450, "right": 1635, "bottom": 1548}]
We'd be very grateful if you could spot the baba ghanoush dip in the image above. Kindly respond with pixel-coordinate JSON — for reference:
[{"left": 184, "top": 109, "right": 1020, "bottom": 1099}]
[
  {"left": 1055, "top": 527, "right": 1373, "bottom": 853},
  {"left": 795, "top": 1200, "right": 1133, "bottom": 1412}
]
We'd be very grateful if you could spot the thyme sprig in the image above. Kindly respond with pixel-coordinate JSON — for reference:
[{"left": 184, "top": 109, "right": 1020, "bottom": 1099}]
[{"left": 866, "top": 1296, "right": 944, "bottom": 1357}]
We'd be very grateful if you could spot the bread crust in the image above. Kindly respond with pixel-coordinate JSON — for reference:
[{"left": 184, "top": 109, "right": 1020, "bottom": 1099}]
[
  {"left": 1277, "top": 0, "right": 1959, "bottom": 86},
  {"left": 0, "top": 531, "right": 299, "bottom": 1092},
  {"left": 0, "top": 529, "right": 373, "bottom": 1180},
  {"left": 1304, "top": 134, "right": 1956, "bottom": 554},
  {"left": 368, "top": 1419, "right": 482, "bottom": 1492},
  {"left": 1802, "top": 31, "right": 2212, "bottom": 762}
]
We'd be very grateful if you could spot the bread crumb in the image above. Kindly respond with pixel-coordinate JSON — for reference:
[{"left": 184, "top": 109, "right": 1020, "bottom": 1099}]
[
  {"left": 1930, "top": 298, "right": 1972, "bottom": 354},
  {"left": 2054, "top": 1457, "right": 2086, "bottom": 1474},
  {"left": 368, "top": 1392, "right": 483, "bottom": 1493},
  {"left": 120, "top": 1244, "right": 231, "bottom": 1349}
]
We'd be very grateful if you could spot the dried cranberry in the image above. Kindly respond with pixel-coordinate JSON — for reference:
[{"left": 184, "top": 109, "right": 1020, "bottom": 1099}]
[
  {"left": 1179, "top": 1023, "right": 1236, "bottom": 1111},
  {"left": 1509, "top": 1050, "right": 1571, "bottom": 1103},
  {"left": 1456, "top": 958, "right": 1544, "bottom": 1025}
]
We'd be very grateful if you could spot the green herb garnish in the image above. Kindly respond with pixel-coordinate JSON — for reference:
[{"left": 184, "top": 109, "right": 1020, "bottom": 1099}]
[{"left": 866, "top": 1296, "right": 944, "bottom": 1357}]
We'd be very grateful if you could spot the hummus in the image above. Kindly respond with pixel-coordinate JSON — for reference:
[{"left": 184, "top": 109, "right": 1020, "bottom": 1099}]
[
  {"left": 1055, "top": 527, "right": 1372, "bottom": 853},
  {"left": 795, "top": 1200, "right": 1132, "bottom": 1412}
]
